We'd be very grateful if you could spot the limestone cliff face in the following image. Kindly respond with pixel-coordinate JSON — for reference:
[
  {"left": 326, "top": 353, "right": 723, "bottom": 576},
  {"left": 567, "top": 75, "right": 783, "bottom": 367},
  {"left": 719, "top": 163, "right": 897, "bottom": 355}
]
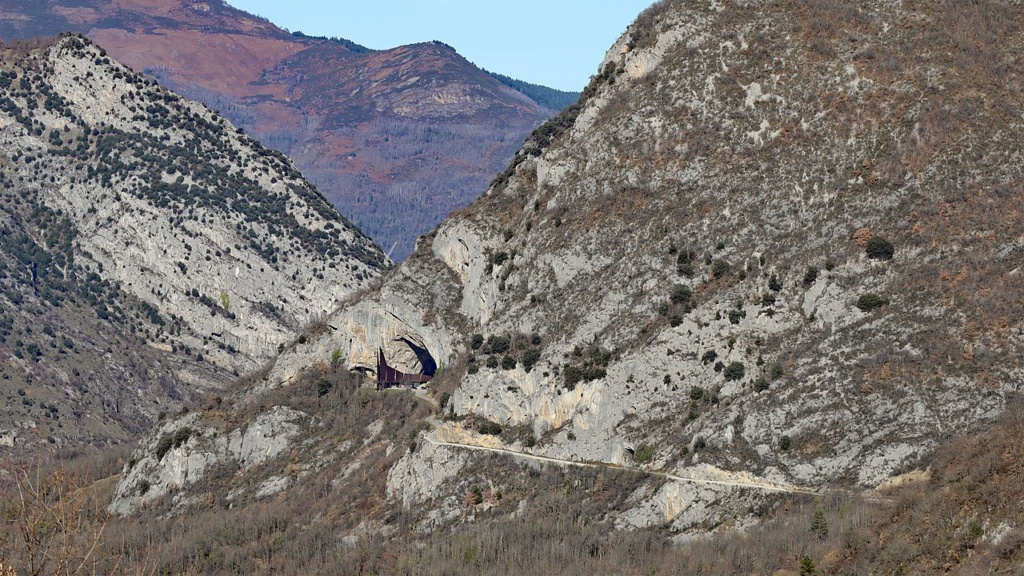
[
  {"left": 376, "top": 0, "right": 1024, "bottom": 495},
  {"left": 265, "top": 258, "right": 463, "bottom": 387},
  {"left": 366, "top": 0, "right": 1021, "bottom": 504},
  {"left": 110, "top": 405, "right": 310, "bottom": 515}
]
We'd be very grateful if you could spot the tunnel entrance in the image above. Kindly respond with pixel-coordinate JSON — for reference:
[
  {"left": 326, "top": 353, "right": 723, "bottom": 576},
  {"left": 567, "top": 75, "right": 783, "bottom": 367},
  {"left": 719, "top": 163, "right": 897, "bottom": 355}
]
[
  {"left": 375, "top": 340, "right": 436, "bottom": 390},
  {"left": 401, "top": 338, "right": 437, "bottom": 377}
]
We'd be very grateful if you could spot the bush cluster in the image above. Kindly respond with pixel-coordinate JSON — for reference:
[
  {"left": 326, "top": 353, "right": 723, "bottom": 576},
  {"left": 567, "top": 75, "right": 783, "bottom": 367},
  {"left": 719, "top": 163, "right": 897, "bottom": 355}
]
[
  {"left": 711, "top": 259, "right": 731, "bottom": 279},
  {"left": 468, "top": 332, "right": 543, "bottom": 374},
  {"left": 723, "top": 362, "right": 746, "bottom": 382},
  {"left": 658, "top": 283, "right": 697, "bottom": 327},
  {"left": 634, "top": 444, "right": 656, "bottom": 463},
  {"left": 675, "top": 247, "right": 696, "bottom": 277},
  {"left": 802, "top": 266, "right": 819, "bottom": 287},
  {"left": 562, "top": 344, "right": 612, "bottom": 390},
  {"left": 154, "top": 427, "right": 194, "bottom": 460},
  {"left": 866, "top": 236, "right": 895, "bottom": 260},
  {"left": 856, "top": 293, "right": 889, "bottom": 312},
  {"left": 476, "top": 419, "right": 502, "bottom": 436}
]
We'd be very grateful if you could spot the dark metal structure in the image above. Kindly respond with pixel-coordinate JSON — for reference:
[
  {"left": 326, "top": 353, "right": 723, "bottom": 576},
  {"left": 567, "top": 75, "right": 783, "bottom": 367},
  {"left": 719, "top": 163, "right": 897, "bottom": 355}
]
[{"left": 376, "top": 347, "right": 433, "bottom": 390}]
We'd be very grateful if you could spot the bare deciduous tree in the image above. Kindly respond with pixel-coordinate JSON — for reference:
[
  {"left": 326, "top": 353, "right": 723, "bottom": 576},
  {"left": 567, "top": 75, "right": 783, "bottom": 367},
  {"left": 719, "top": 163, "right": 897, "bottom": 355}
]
[{"left": 0, "top": 457, "right": 110, "bottom": 576}]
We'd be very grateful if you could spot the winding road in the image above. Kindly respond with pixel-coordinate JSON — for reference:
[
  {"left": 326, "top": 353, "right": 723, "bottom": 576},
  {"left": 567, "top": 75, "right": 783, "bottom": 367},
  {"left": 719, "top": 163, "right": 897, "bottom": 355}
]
[{"left": 412, "top": 387, "right": 819, "bottom": 496}]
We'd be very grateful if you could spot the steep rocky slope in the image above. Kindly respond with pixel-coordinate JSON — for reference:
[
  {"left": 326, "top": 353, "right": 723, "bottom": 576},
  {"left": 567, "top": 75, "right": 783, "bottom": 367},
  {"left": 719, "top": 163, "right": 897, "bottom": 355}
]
[
  {"left": 0, "top": 0, "right": 575, "bottom": 259},
  {"left": 113, "top": 0, "right": 1024, "bottom": 541},
  {"left": 0, "top": 35, "right": 386, "bottom": 449}
]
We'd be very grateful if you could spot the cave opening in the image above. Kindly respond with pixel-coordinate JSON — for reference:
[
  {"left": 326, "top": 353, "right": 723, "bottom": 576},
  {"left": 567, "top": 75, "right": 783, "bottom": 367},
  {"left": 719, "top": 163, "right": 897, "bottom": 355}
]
[{"left": 400, "top": 338, "right": 437, "bottom": 377}]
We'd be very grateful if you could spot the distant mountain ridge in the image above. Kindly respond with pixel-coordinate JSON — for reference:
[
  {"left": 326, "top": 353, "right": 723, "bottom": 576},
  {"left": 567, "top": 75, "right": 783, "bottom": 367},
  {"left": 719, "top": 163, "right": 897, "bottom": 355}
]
[
  {"left": 0, "top": 0, "right": 574, "bottom": 259},
  {"left": 288, "top": 30, "right": 373, "bottom": 53},
  {"left": 486, "top": 70, "right": 580, "bottom": 111}
]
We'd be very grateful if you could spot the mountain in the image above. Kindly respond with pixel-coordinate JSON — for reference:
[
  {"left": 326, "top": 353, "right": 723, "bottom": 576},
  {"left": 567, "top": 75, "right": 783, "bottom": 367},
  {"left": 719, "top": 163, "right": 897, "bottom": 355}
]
[
  {"left": 0, "top": 0, "right": 579, "bottom": 260},
  {"left": 23, "top": 0, "right": 1024, "bottom": 572},
  {"left": 0, "top": 34, "right": 386, "bottom": 450}
]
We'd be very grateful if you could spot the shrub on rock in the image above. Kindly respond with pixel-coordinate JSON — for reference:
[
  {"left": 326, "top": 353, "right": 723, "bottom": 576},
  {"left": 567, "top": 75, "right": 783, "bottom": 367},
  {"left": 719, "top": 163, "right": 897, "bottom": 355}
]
[{"left": 866, "top": 236, "right": 894, "bottom": 260}]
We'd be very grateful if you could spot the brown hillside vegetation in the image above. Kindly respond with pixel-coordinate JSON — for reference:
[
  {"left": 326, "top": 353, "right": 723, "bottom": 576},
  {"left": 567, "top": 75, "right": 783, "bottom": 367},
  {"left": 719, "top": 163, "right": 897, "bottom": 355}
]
[{"left": 3, "top": 396, "right": 1024, "bottom": 574}]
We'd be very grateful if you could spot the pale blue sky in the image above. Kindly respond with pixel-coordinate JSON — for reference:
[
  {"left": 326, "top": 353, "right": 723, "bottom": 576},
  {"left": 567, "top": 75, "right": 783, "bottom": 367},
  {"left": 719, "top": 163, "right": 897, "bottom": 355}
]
[{"left": 225, "top": 0, "right": 655, "bottom": 92}]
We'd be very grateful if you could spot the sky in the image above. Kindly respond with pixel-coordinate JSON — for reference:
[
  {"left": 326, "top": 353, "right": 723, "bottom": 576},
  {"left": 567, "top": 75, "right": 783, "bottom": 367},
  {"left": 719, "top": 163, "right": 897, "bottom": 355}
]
[{"left": 225, "top": 0, "right": 656, "bottom": 92}]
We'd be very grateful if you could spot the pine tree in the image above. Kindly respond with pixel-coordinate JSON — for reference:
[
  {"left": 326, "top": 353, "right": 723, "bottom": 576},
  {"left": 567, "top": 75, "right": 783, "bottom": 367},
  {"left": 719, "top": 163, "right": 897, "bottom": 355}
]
[
  {"left": 811, "top": 507, "right": 829, "bottom": 540},
  {"left": 800, "top": 555, "right": 816, "bottom": 576}
]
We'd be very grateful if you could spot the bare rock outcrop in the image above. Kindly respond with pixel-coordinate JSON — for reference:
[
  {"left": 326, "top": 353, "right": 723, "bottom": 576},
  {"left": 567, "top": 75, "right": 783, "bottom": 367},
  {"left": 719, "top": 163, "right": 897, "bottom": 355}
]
[
  {"left": 110, "top": 405, "right": 309, "bottom": 515},
  {"left": 372, "top": 0, "right": 1024, "bottom": 523}
]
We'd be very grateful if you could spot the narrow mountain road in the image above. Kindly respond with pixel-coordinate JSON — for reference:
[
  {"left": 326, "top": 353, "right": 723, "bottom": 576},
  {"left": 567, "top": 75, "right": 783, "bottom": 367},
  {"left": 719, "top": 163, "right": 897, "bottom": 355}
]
[{"left": 411, "top": 390, "right": 819, "bottom": 496}]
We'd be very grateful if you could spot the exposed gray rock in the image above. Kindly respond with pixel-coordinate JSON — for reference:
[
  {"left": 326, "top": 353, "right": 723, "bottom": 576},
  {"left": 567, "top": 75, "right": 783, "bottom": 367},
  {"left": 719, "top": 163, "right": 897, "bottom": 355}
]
[
  {"left": 367, "top": 0, "right": 1024, "bottom": 525},
  {"left": 387, "top": 438, "right": 469, "bottom": 511},
  {"left": 110, "top": 405, "right": 309, "bottom": 515}
]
